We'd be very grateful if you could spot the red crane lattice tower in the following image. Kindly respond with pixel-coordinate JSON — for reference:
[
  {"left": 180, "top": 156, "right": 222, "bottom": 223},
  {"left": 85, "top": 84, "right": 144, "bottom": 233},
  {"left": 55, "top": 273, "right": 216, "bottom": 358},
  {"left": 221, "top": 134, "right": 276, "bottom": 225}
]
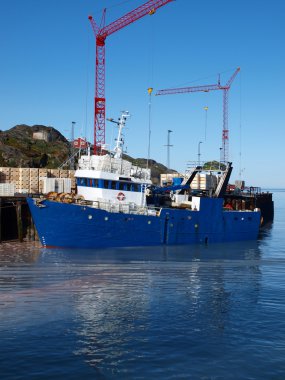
[
  {"left": 88, "top": 0, "right": 173, "bottom": 155},
  {"left": 156, "top": 67, "right": 240, "bottom": 163}
]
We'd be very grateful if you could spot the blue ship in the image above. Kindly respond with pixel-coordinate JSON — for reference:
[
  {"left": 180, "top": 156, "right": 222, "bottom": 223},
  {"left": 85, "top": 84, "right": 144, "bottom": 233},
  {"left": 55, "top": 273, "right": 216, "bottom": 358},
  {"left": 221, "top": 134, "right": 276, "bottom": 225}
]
[{"left": 27, "top": 112, "right": 261, "bottom": 249}]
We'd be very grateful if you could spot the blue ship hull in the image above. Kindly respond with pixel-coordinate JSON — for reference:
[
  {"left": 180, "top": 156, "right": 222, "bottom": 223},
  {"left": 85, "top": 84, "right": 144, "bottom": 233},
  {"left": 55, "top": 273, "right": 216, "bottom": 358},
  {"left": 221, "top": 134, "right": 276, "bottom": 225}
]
[{"left": 27, "top": 197, "right": 261, "bottom": 249}]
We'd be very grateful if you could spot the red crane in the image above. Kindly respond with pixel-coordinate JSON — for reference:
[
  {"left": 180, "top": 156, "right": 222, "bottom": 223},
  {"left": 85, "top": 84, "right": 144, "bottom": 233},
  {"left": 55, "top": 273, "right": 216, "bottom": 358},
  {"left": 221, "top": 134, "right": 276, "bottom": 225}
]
[
  {"left": 156, "top": 67, "right": 240, "bottom": 163},
  {"left": 88, "top": 0, "right": 173, "bottom": 155}
]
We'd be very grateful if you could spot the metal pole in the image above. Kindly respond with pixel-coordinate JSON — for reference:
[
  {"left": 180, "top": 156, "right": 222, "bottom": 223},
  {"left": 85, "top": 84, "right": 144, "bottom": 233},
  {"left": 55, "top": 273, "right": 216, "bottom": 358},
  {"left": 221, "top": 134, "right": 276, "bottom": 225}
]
[
  {"left": 166, "top": 129, "right": 173, "bottom": 169},
  {"left": 198, "top": 141, "right": 203, "bottom": 166},
  {"left": 204, "top": 106, "right": 208, "bottom": 141},
  {"left": 70, "top": 121, "right": 76, "bottom": 170},
  {"left": 198, "top": 141, "right": 203, "bottom": 190},
  {"left": 147, "top": 88, "right": 153, "bottom": 169}
]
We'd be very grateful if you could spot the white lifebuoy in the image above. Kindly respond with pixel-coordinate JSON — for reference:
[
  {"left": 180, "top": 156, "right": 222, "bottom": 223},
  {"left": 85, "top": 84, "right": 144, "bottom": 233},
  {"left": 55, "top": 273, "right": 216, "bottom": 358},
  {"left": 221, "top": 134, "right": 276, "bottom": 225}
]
[{"left": 117, "top": 192, "right": 125, "bottom": 201}]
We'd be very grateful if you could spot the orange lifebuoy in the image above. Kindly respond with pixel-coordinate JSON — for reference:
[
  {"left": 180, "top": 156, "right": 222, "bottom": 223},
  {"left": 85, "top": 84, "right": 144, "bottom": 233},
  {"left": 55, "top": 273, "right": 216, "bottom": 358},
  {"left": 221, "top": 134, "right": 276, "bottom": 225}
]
[{"left": 117, "top": 192, "right": 125, "bottom": 201}]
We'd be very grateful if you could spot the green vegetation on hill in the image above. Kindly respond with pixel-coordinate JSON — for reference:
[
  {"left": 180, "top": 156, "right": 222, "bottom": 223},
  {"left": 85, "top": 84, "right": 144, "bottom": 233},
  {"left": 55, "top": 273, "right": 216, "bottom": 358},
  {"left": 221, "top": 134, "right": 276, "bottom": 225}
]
[
  {"left": 203, "top": 160, "right": 226, "bottom": 171},
  {"left": 0, "top": 125, "right": 70, "bottom": 168}
]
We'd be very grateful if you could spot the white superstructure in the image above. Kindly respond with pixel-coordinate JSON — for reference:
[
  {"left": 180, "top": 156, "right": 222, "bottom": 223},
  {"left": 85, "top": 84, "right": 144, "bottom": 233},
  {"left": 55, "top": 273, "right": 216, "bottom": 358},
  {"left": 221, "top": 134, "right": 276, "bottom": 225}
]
[{"left": 75, "top": 112, "right": 151, "bottom": 207}]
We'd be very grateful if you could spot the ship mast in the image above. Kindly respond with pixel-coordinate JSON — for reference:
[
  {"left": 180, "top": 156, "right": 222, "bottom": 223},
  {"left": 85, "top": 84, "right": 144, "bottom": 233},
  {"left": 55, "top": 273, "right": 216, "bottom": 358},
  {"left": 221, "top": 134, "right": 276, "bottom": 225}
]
[{"left": 107, "top": 111, "right": 130, "bottom": 159}]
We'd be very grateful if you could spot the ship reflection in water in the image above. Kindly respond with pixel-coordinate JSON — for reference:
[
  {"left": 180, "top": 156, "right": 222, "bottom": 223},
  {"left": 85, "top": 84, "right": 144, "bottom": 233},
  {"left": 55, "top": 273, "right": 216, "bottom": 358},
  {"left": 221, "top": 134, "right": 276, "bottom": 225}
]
[
  {"left": 71, "top": 243, "right": 264, "bottom": 376},
  {"left": 0, "top": 223, "right": 284, "bottom": 379}
]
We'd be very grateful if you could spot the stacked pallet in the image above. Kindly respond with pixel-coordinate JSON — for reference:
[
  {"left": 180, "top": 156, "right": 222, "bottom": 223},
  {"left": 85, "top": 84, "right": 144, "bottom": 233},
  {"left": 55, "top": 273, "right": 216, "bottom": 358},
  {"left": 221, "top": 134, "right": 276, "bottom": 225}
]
[
  {"left": 18, "top": 168, "right": 30, "bottom": 193},
  {"left": 68, "top": 170, "right": 76, "bottom": 190},
  {"left": 0, "top": 167, "right": 11, "bottom": 183},
  {"left": 41, "top": 178, "right": 72, "bottom": 194},
  {"left": 39, "top": 168, "right": 48, "bottom": 177},
  {"left": 0, "top": 183, "right": 15, "bottom": 196},
  {"left": 191, "top": 173, "right": 218, "bottom": 190},
  {"left": 160, "top": 172, "right": 219, "bottom": 190},
  {"left": 59, "top": 169, "right": 69, "bottom": 178},
  {"left": 39, "top": 168, "right": 48, "bottom": 193},
  {"left": 160, "top": 173, "right": 183, "bottom": 186},
  {"left": 0, "top": 167, "right": 76, "bottom": 195},
  {"left": 49, "top": 169, "right": 60, "bottom": 178},
  {"left": 30, "top": 168, "right": 39, "bottom": 193}
]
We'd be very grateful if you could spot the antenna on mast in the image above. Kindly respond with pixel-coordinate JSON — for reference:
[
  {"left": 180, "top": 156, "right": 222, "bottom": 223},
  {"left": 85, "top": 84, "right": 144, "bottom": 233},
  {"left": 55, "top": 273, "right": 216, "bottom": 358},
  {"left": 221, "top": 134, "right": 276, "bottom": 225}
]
[{"left": 107, "top": 111, "right": 130, "bottom": 159}]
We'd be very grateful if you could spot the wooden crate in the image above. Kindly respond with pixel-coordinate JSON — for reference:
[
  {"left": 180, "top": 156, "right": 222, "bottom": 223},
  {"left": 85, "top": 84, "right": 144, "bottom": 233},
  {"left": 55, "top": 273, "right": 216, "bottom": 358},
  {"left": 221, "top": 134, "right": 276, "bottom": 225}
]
[
  {"left": 10, "top": 168, "right": 19, "bottom": 181},
  {"left": 0, "top": 172, "right": 10, "bottom": 183},
  {"left": 17, "top": 181, "right": 30, "bottom": 186},
  {"left": 10, "top": 172, "right": 20, "bottom": 179},
  {"left": 0, "top": 172, "right": 9, "bottom": 182},
  {"left": 10, "top": 168, "right": 19, "bottom": 173},
  {"left": 39, "top": 178, "right": 44, "bottom": 193},
  {"left": 29, "top": 183, "right": 39, "bottom": 193},
  {"left": 39, "top": 169, "right": 48, "bottom": 177},
  {"left": 0, "top": 167, "right": 11, "bottom": 175},
  {"left": 59, "top": 169, "right": 69, "bottom": 178},
  {"left": 68, "top": 170, "right": 75, "bottom": 178},
  {"left": 30, "top": 168, "right": 39, "bottom": 177},
  {"left": 49, "top": 169, "right": 60, "bottom": 178},
  {"left": 29, "top": 181, "right": 39, "bottom": 187},
  {"left": 19, "top": 168, "right": 30, "bottom": 175}
]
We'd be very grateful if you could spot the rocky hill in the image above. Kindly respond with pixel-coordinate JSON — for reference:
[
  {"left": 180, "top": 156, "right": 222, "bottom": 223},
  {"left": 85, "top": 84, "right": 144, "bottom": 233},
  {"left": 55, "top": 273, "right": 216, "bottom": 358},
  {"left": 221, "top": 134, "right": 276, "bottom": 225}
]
[
  {"left": 0, "top": 124, "right": 175, "bottom": 184},
  {"left": 0, "top": 125, "right": 69, "bottom": 168}
]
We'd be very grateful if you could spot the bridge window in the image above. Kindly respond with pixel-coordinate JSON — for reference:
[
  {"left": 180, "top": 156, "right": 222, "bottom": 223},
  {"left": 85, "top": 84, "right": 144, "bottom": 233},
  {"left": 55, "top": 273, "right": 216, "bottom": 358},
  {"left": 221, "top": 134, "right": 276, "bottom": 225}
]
[
  {"left": 133, "top": 184, "right": 141, "bottom": 192},
  {"left": 79, "top": 178, "right": 87, "bottom": 186},
  {"left": 77, "top": 177, "right": 146, "bottom": 192}
]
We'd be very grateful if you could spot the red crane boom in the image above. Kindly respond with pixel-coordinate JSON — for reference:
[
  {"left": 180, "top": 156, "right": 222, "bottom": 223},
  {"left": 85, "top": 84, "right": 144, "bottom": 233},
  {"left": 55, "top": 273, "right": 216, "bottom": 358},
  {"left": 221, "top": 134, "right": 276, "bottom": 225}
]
[
  {"left": 88, "top": 0, "right": 173, "bottom": 155},
  {"left": 156, "top": 67, "right": 240, "bottom": 163}
]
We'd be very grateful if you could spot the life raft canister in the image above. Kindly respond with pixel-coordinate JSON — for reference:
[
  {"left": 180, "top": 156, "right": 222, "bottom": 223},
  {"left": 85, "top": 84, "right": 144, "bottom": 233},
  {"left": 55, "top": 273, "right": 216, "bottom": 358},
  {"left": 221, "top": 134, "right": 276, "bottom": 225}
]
[{"left": 117, "top": 192, "right": 125, "bottom": 201}]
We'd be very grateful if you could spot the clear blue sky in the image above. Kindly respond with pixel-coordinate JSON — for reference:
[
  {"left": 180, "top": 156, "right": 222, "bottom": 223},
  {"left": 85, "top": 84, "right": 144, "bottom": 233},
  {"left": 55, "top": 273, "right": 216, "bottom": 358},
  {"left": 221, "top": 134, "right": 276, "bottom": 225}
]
[{"left": 1, "top": 0, "right": 284, "bottom": 188}]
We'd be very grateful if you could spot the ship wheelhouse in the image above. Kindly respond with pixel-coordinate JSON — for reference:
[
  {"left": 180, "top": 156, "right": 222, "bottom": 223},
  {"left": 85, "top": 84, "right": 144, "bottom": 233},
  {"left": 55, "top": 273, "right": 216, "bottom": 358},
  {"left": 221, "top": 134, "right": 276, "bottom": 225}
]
[{"left": 74, "top": 111, "right": 151, "bottom": 207}]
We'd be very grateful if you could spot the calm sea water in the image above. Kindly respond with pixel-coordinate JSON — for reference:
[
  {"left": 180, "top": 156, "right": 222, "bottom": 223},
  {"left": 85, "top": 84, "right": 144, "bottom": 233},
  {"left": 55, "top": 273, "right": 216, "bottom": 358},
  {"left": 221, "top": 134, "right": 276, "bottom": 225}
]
[{"left": 0, "top": 191, "right": 285, "bottom": 380}]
